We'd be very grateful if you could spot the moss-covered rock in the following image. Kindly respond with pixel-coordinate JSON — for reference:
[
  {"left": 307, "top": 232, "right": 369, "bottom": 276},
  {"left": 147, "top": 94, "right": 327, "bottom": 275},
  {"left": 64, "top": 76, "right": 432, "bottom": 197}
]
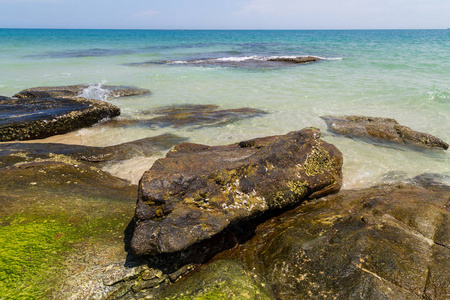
[
  {"left": 149, "top": 259, "right": 275, "bottom": 300},
  {"left": 0, "top": 152, "right": 138, "bottom": 299}
]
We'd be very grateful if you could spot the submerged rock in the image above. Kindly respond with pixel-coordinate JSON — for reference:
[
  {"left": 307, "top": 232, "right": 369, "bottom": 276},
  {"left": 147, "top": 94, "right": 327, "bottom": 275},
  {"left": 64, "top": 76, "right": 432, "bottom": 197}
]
[
  {"left": 108, "top": 104, "right": 267, "bottom": 129},
  {"left": 321, "top": 115, "right": 449, "bottom": 150},
  {"left": 0, "top": 133, "right": 186, "bottom": 166},
  {"left": 145, "top": 179, "right": 449, "bottom": 300},
  {"left": 14, "top": 84, "right": 151, "bottom": 99},
  {"left": 130, "top": 128, "right": 343, "bottom": 255},
  {"left": 0, "top": 96, "right": 120, "bottom": 141}
]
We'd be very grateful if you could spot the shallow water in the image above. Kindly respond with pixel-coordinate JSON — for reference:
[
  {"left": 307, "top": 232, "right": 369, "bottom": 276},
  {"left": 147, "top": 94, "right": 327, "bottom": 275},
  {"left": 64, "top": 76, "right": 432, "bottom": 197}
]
[{"left": 0, "top": 29, "right": 449, "bottom": 187}]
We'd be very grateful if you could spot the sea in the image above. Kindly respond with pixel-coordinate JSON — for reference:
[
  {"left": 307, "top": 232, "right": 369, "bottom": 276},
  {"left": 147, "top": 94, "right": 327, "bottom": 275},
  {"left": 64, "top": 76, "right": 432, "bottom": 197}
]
[{"left": 0, "top": 29, "right": 449, "bottom": 188}]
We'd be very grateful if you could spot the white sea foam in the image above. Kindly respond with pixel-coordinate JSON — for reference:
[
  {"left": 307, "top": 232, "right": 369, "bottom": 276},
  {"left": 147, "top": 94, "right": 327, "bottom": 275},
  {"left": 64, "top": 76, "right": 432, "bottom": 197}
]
[{"left": 79, "top": 82, "right": 110, "bottom": 101}]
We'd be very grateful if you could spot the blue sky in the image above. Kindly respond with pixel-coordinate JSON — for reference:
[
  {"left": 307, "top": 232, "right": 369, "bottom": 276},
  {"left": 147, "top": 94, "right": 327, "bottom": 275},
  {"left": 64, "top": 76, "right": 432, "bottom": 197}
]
[{"left": 0, "top": 0, "right": 449, "bottom": 29}]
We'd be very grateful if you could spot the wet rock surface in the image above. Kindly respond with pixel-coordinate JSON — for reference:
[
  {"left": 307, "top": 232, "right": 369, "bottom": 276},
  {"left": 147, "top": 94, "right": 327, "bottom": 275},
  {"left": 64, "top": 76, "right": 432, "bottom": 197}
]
[
  {"left": 130, "top": 128, "right": 343, "bottom": 255},
  {"left": 0, "top": 133, "right": 186, "bottom": 167},
  {"left": 129, "top": 177, "right": 449, "bottom": 300},
  {"left": 0, "top": 95, "right": 120, "bottom": 141},
  {"left": 108, "top": 104, "right": 268, "bottom": 129},
  {"left": 14, "top": 84, "right": 151, "bottom": 99},
  {"left": 321, "top": 115, "right": 449, "bottom": 150}
]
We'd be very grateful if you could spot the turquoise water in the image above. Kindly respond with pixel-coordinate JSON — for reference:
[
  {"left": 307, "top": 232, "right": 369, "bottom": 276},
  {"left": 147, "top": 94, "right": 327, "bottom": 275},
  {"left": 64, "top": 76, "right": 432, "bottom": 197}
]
[{"left": 0, "top": 29, "right": 449, "bottom": 187}]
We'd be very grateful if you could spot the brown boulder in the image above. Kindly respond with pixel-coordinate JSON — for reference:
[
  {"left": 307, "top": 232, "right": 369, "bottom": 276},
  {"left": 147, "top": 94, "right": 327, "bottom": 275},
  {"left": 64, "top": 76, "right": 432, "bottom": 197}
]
[
  {"left": 321, "top": 115, "right": 448, "bottom": 150},
  {"left": 130, "top": 128, "right": 343, "bottom": 255}
]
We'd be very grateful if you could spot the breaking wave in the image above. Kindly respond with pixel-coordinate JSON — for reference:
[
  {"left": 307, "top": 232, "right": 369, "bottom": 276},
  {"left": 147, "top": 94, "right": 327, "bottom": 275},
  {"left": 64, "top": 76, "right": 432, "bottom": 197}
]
[{"left": 79, "top": 83, "right": 111, "bottom": 101}]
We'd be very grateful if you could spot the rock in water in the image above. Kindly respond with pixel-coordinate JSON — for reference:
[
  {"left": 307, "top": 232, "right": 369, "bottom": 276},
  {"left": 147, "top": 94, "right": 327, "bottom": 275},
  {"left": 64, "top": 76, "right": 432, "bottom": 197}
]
[
  {"left": 267, "top": 56, "right": 321, "bottom": 64},
  {"left": 0, "top": 96, "right": 120, "bottom": 141},
  {"left": 321, "top": 115, "right": 449, "bottom": 150},
  {"left": 130, "top": 128, "right": 343, "bottom": 255},
  {"left": 14, "top": 84, "right": 151, "bottom": 99}
]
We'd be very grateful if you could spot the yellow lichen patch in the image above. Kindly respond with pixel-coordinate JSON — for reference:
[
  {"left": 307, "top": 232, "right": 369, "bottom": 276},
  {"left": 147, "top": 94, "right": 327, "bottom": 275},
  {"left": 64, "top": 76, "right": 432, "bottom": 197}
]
[
  {"left": 303, "top": 143, "right": 332, "bottom": 176},
  {"left": 287, "top": 181, "right": 308, "bottom": 197},
  {"left": 317, "top": 214, "right": 343, "bottom": 226}
]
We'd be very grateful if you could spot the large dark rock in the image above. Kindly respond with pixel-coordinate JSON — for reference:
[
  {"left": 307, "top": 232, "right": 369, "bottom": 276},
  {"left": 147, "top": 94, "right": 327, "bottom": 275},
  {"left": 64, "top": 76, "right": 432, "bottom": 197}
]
[
  {"left": 0, "top": 96, "right": 120, "bottom": 141},
  {"left": 107, "top": 104, "right": 267, "bottom": 129},
  {"left": 321, "top": 115, "right": 449, "bottom": 150},
  {"left": 145, "top": 178, "right": 449, "bottom": 300},
  {"left": 14, "top": 84, "right": 151, "bottom": 99},
  {"left": 130, "top": 128, "right": 343, "bottom": 255}
]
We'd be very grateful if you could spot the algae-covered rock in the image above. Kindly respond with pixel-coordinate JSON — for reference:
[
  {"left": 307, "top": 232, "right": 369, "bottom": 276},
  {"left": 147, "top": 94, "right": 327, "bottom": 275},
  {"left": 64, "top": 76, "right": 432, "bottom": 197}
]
[
  {"left": 149, "top": 259, "right": 275, "bottom": 300},
  {"left": 0, "top": 95, "right": 120, "bottom": 141},
  {"left": 131, "top": 128, "right": 343, "bottom": 255},
  {"left": 0, "top": 152, "right": 138, "bottom": 299},
  {"left": 321, "top": 115, "right": 449, "bottom": 150}
]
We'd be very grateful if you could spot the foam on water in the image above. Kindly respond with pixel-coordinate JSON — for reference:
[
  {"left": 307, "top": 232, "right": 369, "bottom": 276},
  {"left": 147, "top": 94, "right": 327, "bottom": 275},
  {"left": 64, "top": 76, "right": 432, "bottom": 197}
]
[{"left": 79, "top": 83, "right": 110, "bottom": 101}]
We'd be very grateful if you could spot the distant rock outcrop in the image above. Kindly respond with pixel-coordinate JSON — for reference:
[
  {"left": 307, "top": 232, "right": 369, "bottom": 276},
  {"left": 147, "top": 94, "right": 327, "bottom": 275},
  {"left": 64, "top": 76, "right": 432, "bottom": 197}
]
[
  {"left": 130, "top": 128, "right": 343, "bottom": 255},
  {"left": 267, "top": 56, "right": 321, "bottom": 64},
  {"left": 321, "top": 115, "right": 449, "bottom": 150}
]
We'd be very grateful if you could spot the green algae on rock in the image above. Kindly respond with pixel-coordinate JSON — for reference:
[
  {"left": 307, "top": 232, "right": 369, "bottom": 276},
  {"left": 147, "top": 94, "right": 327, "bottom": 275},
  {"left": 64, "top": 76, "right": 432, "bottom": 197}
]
[
  {"left": 149, "top": 259, "right": 275, "bottom": 300},
  {"left": 0, "top": 150, "right": 138, "bottom": 299},
  {"left": 130, "top": 128, "right": 343, "bottom": 256}
]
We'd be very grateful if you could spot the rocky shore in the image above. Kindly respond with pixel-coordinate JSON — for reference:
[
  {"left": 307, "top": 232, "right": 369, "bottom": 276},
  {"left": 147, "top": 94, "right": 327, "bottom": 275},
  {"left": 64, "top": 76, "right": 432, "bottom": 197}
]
[{"left": 0, "top": 85, "right": 448, "bottom": 299}]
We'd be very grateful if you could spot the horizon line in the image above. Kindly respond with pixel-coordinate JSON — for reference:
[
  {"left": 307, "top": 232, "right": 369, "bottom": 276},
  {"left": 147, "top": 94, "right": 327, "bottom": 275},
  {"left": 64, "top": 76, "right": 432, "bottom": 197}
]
[{"left": 0, "top": 27, "right": 447, "bottom": 31}]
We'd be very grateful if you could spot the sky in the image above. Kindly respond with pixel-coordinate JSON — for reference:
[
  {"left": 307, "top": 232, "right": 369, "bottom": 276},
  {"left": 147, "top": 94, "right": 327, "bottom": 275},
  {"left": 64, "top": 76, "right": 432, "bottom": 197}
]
[{"left": 0, "top": 0, "right": 449, "bottom": 29}]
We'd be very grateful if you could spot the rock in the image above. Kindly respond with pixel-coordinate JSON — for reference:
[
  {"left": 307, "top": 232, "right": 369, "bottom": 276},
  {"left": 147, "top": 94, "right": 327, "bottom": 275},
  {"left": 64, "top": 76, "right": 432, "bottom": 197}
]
[
  {"left": 267, "top": 56, "right": 322, "bottom": 64},
  {"left": 108, "top": 105, "right": 268, "bottom": 129},
  {"left": 151, "top": 260, "right": 275, "bottom": 300},
  {"left": 135, "top": 56, "right": 322, "bottom": 68},
  {"left": 130, "top": 128, "right": 343, "bottom": 255},
  {"left": 0, "top": 95, "right": 120, "bottom": 141},
  {"left": 14, "top": 84, "right": 151, "bottom": 99},
  {"left": 103, "top": 264, "right": 148, "bottom": 286},
  {"left": 321, "top": 115, "right": 449, "bottom": 150},
  {"left": 0, "top": 151, "right": 138, "bottom": 299},
  {"left": 145, "top": 180, "right": 449, "bottom": 300},
  {"left": 0, "top": 133, "right": 186, "bottom": 165}
]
